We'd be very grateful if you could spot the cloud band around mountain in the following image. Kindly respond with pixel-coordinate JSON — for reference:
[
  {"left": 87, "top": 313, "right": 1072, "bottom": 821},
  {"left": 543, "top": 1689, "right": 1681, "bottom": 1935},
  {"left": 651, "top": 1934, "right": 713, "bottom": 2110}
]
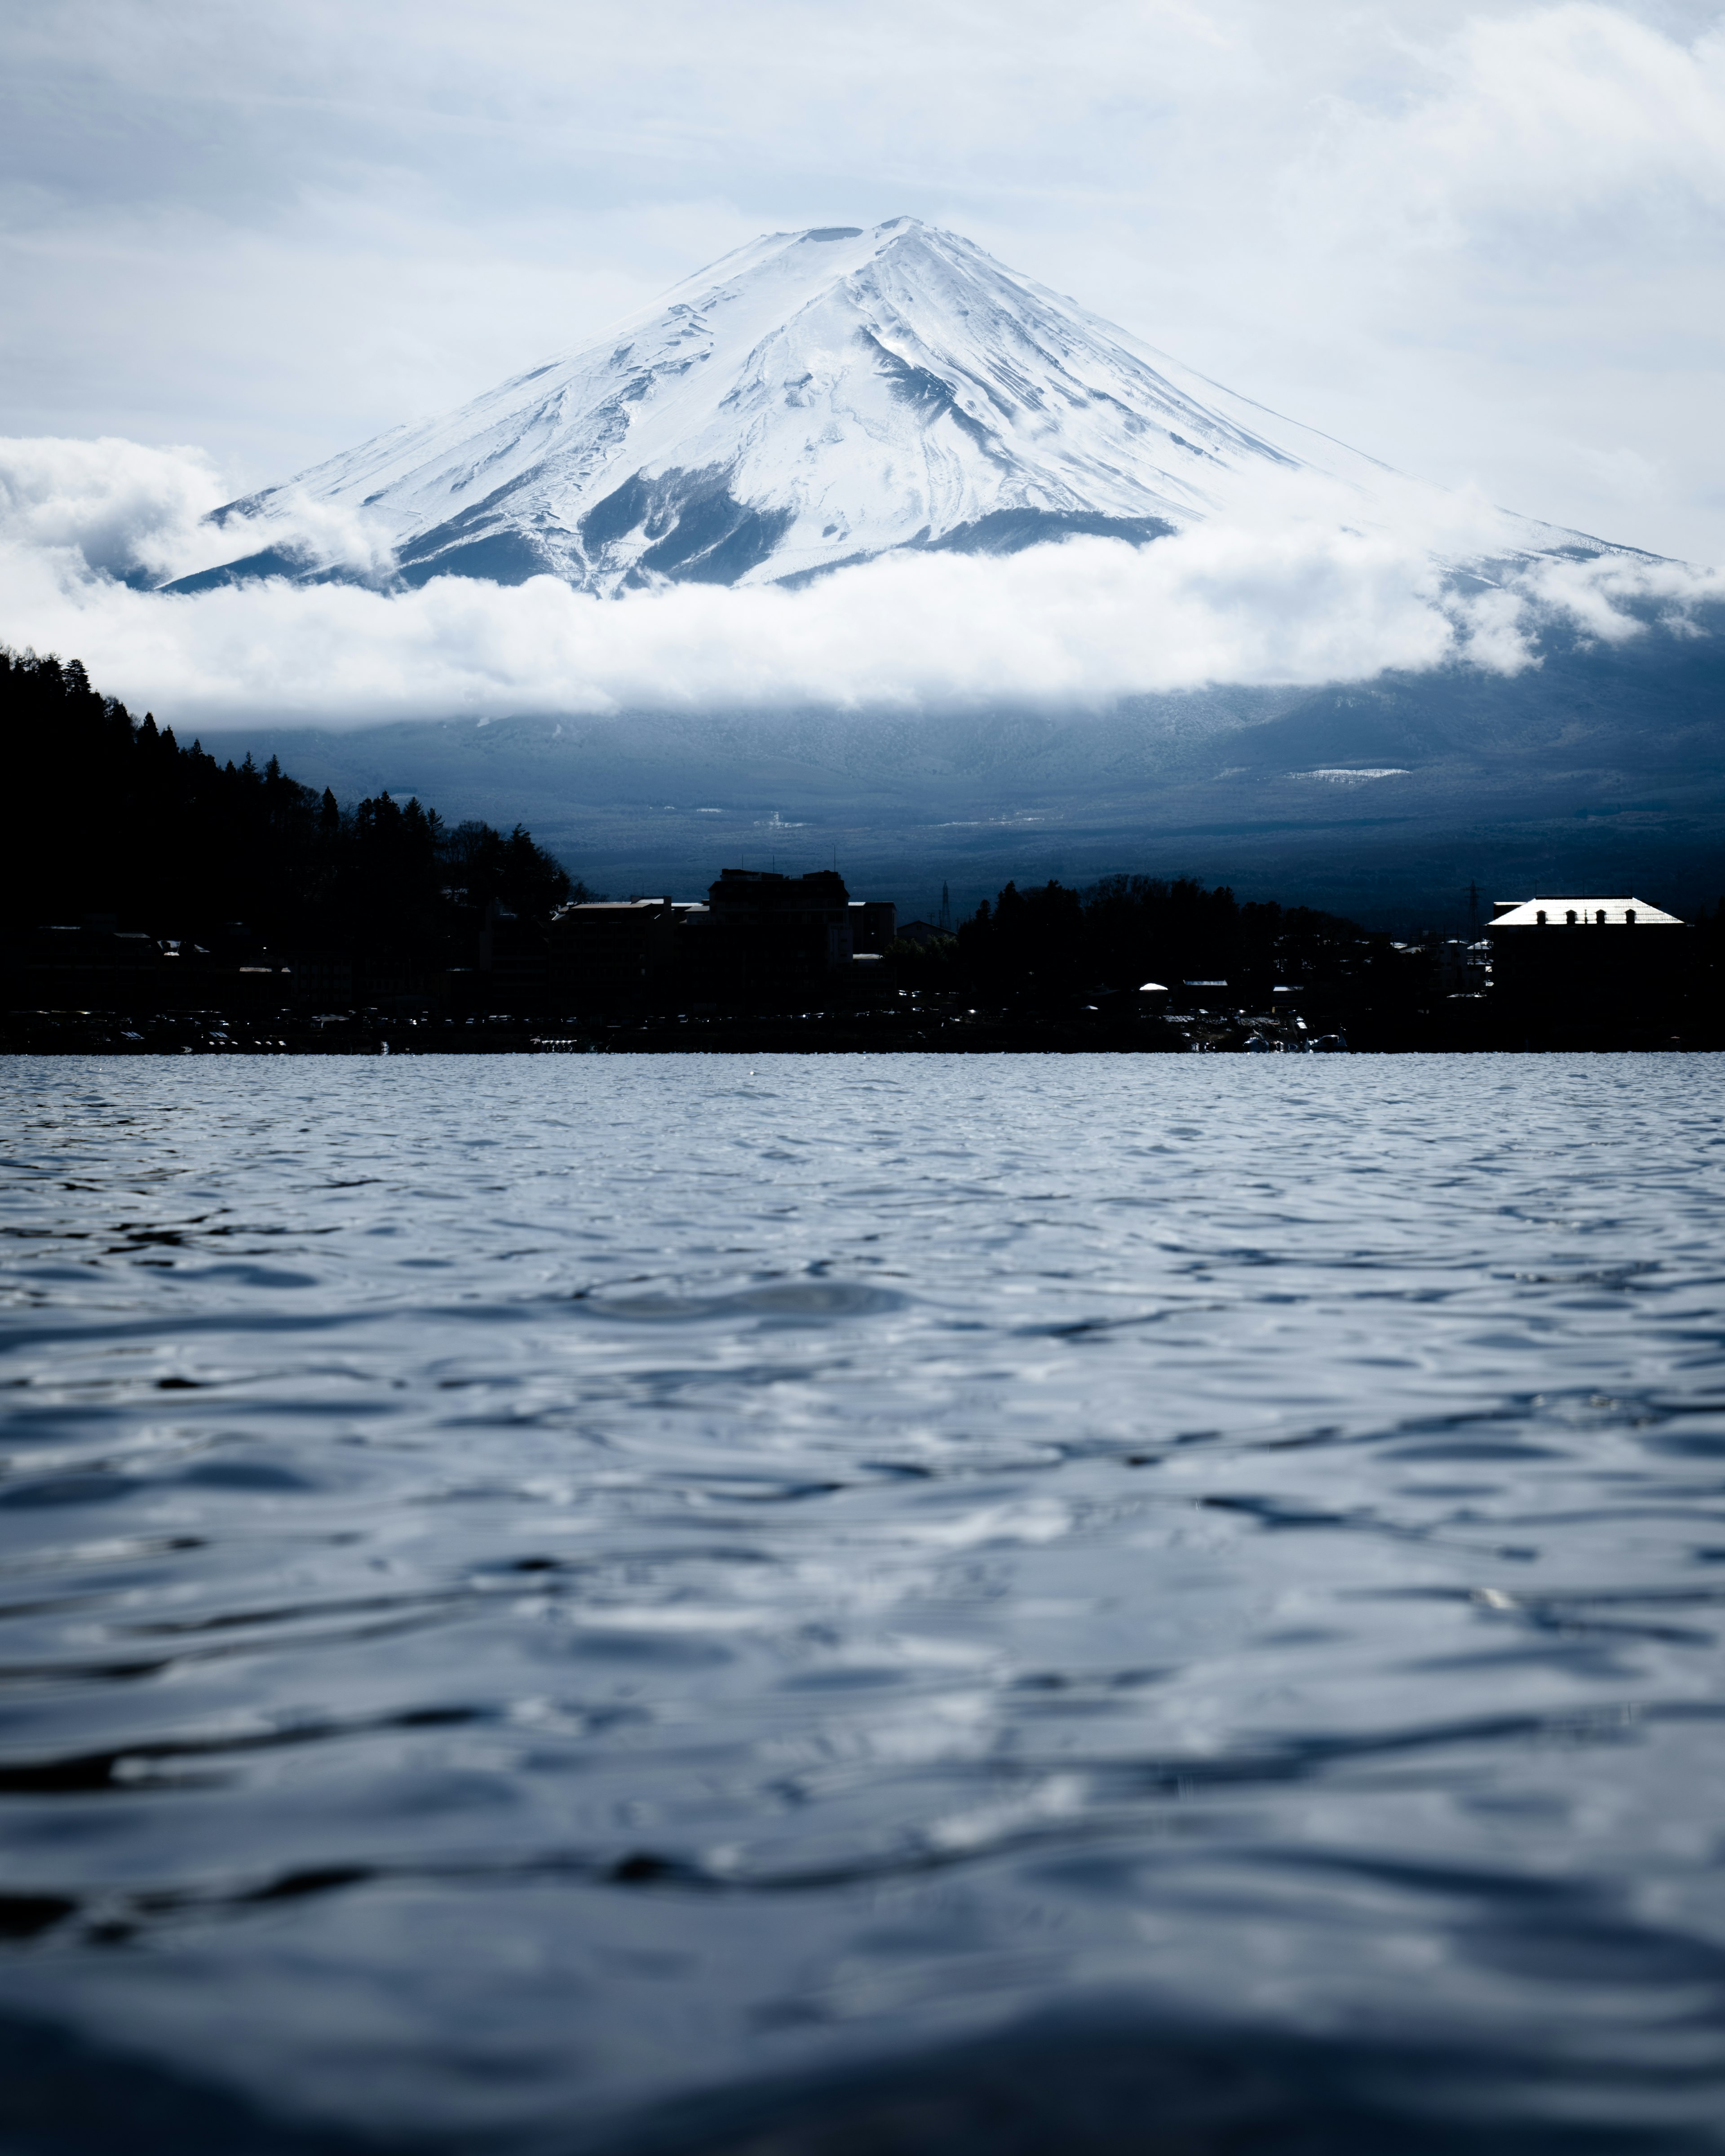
[{"left": 1, "top": 435, "right": 1718, "bottom": 730}]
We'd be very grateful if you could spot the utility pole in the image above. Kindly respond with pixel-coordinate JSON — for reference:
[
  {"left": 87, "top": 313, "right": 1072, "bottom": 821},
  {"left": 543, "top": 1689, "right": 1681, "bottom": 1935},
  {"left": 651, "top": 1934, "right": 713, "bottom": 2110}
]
[{"left": 939, "top": 881, "right": 952, "bottom": 933}]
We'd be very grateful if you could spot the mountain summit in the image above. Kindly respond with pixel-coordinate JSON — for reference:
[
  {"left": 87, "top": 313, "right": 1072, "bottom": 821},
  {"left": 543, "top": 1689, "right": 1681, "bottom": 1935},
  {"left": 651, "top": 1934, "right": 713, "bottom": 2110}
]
[{"left": 171, "top": 219, "right": 1572, "bottom": 596}]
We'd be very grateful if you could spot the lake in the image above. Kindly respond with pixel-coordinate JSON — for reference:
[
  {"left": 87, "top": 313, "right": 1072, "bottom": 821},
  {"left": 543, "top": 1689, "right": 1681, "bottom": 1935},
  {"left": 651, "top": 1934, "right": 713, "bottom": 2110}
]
[{"left": 2, "top": 1053, "right": 1724, "bottom": 2153}]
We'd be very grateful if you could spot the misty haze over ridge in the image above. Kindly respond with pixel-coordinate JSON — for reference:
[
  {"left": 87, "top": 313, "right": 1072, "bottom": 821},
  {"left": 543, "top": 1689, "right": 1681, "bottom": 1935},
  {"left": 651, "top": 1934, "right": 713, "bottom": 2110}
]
[{"left": 195, "top": 610, "right": 1725, "bottom": 929}]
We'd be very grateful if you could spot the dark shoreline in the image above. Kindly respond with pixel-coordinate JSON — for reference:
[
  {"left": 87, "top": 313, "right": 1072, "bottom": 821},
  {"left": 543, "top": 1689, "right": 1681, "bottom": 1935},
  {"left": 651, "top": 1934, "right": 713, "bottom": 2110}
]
[{"left": 4, "top": 1006, "right": 1714, "bottom": 1056}]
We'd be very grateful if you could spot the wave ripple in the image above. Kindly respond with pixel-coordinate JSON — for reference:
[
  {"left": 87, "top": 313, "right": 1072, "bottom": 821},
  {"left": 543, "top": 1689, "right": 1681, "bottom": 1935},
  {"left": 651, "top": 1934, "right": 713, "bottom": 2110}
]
[{"left": 2, "top": 1052, "right": 1724, "bottom": 2151}]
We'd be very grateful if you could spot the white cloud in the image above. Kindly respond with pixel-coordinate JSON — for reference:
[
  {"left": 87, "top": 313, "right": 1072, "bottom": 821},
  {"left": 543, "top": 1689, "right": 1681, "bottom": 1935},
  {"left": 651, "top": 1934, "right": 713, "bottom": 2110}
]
[
  {"left": 1294, "top": 4, "right": 1725, "bottom": 247},
  {"left": 0, "top": 435, "right": 402, "bottom": 587},
  {"left": 0, "top": 436, "right": 226, "bottom": 581},
  {"left": 2, "top": 433, "right": 1719, "bottom": 729},
  {"left": 218, "top": 487, "right": 403, "bottom": 582}
]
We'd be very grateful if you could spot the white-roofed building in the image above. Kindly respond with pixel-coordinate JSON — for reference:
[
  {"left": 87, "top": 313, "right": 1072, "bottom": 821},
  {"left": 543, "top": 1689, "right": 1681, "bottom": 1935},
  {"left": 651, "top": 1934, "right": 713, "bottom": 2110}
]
[
  {"left": 1488, "top": 894, "right": 1690, "bottom": 1013},
  {"left": 1491, "top": 897, "right": 1682, "bottom": 930}
]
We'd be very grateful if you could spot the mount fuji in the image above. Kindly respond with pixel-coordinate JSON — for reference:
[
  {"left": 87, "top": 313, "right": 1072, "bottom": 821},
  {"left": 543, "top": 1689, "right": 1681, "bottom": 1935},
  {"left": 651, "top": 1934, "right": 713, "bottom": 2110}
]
[
  {"left": 168, "top": 219, "right": 1603, "bottom": 596},
  {"left": 173, "top": 219, "right": 1723, "bottom": 919}
]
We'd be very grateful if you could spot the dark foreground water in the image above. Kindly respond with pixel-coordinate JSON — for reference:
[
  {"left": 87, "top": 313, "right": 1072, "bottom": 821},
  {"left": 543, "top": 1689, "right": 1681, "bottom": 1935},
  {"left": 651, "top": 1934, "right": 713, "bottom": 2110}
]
[{"left": 2, "top": 1054, "right": 1724, "bottom": 2155}]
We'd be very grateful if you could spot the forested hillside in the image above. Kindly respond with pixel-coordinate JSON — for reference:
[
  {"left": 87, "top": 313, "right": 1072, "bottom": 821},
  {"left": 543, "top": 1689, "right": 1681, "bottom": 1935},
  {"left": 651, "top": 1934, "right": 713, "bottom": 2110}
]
[{"left": 0, "top": 649, "right": 578, "bottom": 948}]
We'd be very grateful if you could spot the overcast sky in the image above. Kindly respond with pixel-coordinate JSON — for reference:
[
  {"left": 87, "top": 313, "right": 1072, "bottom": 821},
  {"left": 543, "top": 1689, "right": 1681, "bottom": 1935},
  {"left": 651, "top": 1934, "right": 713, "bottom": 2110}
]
[{"left": 3, "top": 0, "right": 1723, "bottom": 566}]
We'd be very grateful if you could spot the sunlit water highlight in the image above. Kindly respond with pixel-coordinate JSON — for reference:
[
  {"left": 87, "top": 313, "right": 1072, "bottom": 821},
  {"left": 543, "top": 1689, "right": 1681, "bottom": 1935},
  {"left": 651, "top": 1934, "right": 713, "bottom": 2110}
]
[{"left": 1, "top": 1054, "right": 1724, "bottom": 2152}]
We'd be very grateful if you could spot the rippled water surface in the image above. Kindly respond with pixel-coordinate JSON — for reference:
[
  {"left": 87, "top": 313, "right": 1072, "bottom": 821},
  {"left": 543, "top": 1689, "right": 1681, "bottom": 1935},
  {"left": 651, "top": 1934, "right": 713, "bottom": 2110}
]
[{"left": 3, "top": 1053, "right": 1725, "bottom": 2152}]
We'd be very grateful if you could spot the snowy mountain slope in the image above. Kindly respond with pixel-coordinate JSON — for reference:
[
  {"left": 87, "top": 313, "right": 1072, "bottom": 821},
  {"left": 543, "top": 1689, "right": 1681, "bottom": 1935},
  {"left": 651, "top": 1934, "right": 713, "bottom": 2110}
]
[{"left": 167, "top": 219, "right": 1621, "bottom": 596}]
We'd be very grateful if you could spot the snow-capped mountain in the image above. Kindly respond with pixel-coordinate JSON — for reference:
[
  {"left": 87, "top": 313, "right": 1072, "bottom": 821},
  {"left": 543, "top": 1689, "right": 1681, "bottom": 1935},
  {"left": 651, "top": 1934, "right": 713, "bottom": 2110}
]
[{"left": 169, "top": 219, "right": 1581, "bottom": 596}]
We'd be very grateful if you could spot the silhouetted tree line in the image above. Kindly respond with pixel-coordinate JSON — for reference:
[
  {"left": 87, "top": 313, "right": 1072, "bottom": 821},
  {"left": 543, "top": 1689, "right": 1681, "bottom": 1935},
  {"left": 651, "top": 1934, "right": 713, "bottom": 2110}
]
[
  {"left": 0, "top": 648, "right": 580, "bottom": 956},
  {"left": 897, "top": 875, "right": 1433, "bottom": 1014}
]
